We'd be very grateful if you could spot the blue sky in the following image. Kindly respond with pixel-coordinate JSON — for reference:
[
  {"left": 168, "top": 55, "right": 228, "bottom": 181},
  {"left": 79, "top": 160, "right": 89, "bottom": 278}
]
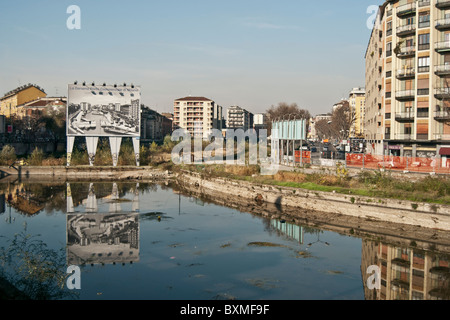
[{"left": 0, "top": 0, "right": 378, "bottom": 116}]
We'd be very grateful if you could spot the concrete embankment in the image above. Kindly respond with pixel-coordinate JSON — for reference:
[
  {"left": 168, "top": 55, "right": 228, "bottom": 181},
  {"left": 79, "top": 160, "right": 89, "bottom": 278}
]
[
  {"left": 0, "top": 166, "right": 171, "bottom": 181},
  {"left": 2, "top": 165, "right": 450, "bottom": 232},
  {"left": 175, "top": 170, "right": 450, "bottom": 232}
]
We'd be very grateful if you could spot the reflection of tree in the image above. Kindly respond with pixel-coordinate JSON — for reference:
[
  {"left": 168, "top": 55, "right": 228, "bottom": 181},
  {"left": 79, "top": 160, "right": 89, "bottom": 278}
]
[{"left": 0, "top": 232, "right": 77, "bottom": 300}]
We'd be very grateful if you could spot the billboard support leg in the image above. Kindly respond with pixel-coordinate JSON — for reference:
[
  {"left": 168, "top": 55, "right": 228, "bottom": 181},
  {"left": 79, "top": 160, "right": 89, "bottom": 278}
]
[
  {"left": 132, "top": 137, "right": 140, "bottom": 167},
  {"left": 86, "top": 137, "right": 99, "bottom": 166},
  {"left": 109, "top": 137, "right": 122, "bottom": 167},
  {"left": 67, "top": 136, "right": 75, "bottom": 167}
]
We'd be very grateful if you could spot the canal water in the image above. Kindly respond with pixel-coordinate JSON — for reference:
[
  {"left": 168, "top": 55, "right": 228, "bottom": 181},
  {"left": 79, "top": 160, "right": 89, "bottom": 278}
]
[{"left": 0, "top": 181, "right": 448, "bottom": 300}]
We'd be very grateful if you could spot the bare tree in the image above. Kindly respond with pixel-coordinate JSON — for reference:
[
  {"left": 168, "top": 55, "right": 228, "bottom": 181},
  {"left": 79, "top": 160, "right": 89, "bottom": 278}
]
[
  {"left": 330, "top": 101, "right": 354, "bottom": 141},
  {"left": 314, "top": 102, "right": 354, "bottom": 141},
  {"left": 265, "top": 102, "right": 311, "bottom": 135},
  {"left": 315, "top": 118, "right": 334, "bottom": 140}
]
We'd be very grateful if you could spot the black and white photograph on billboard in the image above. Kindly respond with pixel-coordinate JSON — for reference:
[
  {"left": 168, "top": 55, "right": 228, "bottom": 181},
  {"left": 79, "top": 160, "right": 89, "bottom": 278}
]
[{"left": 67, "top": 84, "right": 141, "bottom": 137}]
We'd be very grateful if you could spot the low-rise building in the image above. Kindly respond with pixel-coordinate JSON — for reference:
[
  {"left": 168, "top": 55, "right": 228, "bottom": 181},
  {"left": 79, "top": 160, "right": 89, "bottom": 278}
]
[
  {"left": 141, "top": 106, "right": 173, "bottom": 142},
  {"left": 0, "top": 84, "right": 47, "bottom": 118},
  {"left": 17, "top": 97, "right": 66, "bottom": 119}
]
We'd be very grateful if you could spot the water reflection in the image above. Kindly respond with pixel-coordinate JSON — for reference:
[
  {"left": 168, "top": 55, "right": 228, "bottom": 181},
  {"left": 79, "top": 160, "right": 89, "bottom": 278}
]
[
  {"left": 361, "top": 240, "right": 450, "bottom": 300},
  {"left": 66, "top": 183, "right": 140, "bottom": 266},
  {"left": 0, "top": 180, "right": 449, "bottom": 300}
]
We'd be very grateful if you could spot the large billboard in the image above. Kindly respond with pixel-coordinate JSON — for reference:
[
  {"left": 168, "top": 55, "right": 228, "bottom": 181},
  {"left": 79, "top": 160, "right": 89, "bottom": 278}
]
[
  {"left": 67, "top": 84, "right": 141, "bottom": 137},
  {"left": 272, "top": 119, "right": 306, "bottom": 140}
]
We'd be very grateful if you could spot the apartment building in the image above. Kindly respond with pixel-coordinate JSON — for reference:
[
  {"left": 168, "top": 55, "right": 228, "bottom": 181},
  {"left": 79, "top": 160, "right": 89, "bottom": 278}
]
[
  {"left": 0, "top": 84, "right": 47, "bottom": 118},
  {"left": 141, "top": 106, "right": 173, "bottom": 142},
  {"left": 226, "top": 106, "right": 253, "bottom": 131},
  {"left": 366, "top": 0, "right": 450, "bottom": 158},
  {"left": 173, "top": 96, "right": 223, "bottom": 139},
  {"left": 349, "top": 87, "right": 366, "bottom": 138}
]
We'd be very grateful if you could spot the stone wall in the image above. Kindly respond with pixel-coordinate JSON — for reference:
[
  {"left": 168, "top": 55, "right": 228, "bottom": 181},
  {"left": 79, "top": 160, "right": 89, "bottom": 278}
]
[{"left": 176, "top": 171, "right": 450, "bottom": 231}]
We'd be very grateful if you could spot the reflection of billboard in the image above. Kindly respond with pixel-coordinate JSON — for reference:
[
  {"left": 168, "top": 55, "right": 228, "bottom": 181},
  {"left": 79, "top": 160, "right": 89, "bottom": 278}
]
[
  {"left": 67, "top": 84, "right": 141, "bottom": 137},
  {"left": 67, "top": 213, "right": 139, "bottom": 265}
]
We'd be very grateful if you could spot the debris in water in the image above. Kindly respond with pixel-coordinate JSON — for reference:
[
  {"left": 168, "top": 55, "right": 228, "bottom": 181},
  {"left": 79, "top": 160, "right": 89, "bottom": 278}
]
[{"left": 247, "top": 242, "right": 286, "bottom": 248}]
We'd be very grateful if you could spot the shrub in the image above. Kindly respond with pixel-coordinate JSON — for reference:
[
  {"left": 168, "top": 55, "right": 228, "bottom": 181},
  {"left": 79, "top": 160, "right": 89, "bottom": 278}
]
[
  {"left": 118, "top": 143, "right": 136, "bottom": 166},
  {"left": 0, "top": 145, "right": 17, "bottom": 165},
  {"left": 28, "top": 147, "right": 44, "bottom": 166}
]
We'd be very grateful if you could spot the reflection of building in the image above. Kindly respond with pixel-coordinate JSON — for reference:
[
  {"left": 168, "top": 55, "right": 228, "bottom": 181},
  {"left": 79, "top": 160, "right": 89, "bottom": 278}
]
[
  {"left": 270, "top": 219, "right": 304, "bottom": 244},
  {"left": 173, "top": 96, "right": 223, "bottom": 139},
  {"left": 361, "top": 240, "right": 450, "bottom": 300},
  {"left": 5, "top": 183, "right": 45, "bottom": 216},
  {"left": 0, "top": 84, "right": 47, "bottom": 118}
]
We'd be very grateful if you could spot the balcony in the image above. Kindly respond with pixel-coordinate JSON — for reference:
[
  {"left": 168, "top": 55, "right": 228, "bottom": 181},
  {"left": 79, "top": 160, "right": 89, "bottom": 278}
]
[
  {"left": 419, "top": 0, "right": 430, "bottom": 6},
  {"left": 435, "top": 41, "right": 450, "bottom": 53},
  {"left": 395, "top": 111, "right": 415, "bottom": 122},
  {"left": 395, "top": 134, "right": 414, "bottom": 140},
  {"left": 436, "top": 0, "right": 450, "bottom": 9},
  {"left": 434, "top": 109, "right": 450, "bottom": 121},
  {"left": 436, "top": 18, "right": 450, "bottom": 30},
  {"left": 396, "top": 67, "right": 415, "bottom": 79},
  {"left": 397, "top": 46, "right": 416, "bottom": 58},
  {"left": 434, "top": 133, "right": 450, "bottom": 140},
  {"left": 435, "top": 64, "right": 450, "bottom": 76},
  {"left": 396, "top": 90, "right": 415, "bottom": 101},
  {"left": 397, "top": 3, "right": 416, "bottom": 16},
  {"left": 434, "top": 87, "right": 450, "bottom": 99},
  {"left": 397, "top": 24, "right": 416, "bottom": 36}
]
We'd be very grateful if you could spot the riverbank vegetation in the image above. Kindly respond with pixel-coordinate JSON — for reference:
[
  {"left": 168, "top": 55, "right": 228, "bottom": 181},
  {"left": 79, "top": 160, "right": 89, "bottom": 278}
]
[
  {"left": 176, "top": 163, "right": 450, "bottom": 205},
  {"left": 1, "top": 141, "right": 449, "bottom": 205}
]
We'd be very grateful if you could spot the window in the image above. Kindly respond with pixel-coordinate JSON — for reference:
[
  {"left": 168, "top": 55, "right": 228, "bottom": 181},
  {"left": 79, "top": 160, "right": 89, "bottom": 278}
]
[
  {"left": 418, "top": 33, "right": 430, "bottom": 50},
  {"left": 386, "top": 42, "right": 392, "bottom": 57},
  {"left": 418, "top": 56, "right": 430, "bottom": 72},
  {"left": 417, "top": 78, "right": 429, "bottom": 95},
  {"left": 419, "top": 11, "right": 430, "bottom": 28}
]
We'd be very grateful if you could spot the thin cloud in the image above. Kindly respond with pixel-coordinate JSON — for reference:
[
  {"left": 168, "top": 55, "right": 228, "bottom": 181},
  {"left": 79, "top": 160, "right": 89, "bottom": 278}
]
[{"left": 243, "top": 18, "right": 301, "bottom": 31}]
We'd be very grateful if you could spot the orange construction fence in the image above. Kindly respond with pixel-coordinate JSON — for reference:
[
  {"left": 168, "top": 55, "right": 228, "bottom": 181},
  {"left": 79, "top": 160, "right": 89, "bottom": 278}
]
[
  {"left": 295, "top": 151, "right": 311, "bottom": 164},
  {"left": 346, "top": 153, "right": 450, "bottom": 174}
]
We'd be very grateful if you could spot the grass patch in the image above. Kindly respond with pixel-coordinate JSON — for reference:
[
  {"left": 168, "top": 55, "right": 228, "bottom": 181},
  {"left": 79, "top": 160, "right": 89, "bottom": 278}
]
[{"left": 178, "top": 164, "right": 450, "bottom": 205}]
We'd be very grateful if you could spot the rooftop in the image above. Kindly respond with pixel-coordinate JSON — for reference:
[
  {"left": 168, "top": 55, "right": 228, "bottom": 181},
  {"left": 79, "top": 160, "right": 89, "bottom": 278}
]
[
  {"left": 1, "top": 83, "right": 46, "bottom": 101},
  {"left": 175, "top": 96, "right": 213, "bottom": 102}
]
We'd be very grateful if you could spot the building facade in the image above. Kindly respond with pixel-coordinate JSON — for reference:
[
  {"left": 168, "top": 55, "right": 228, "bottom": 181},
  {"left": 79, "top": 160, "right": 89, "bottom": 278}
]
[
  {"left": 17, "top": 97, "right": 66, "bottom": 119},
  {"left": 366, "top": 0, "right": 450, "bottom": 158},
  {"left": 226, "top": 106, "right": 253, "bottom": 131},
  {"left": 173, "top": 96, "right": 223, "bottom": 139},
  {"left": 141, "top": 106, "right": 173, "bottom": 143},
  {"left": 349, "top": 87, "right": 366, "bottom": 138},
  {"left": 0, "top": 84, "right": 47, "bottom": 118}
]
